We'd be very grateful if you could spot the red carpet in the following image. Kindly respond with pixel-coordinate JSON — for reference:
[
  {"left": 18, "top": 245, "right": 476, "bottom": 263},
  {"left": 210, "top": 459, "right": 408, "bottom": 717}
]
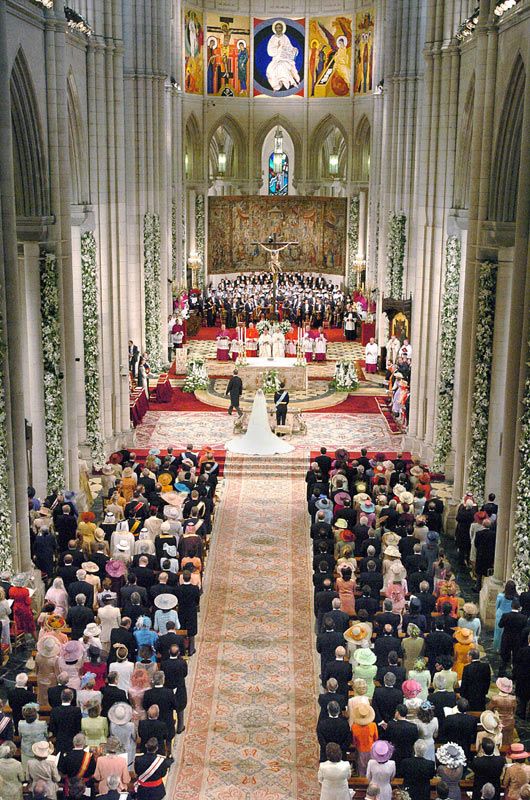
[
  {"left": 305, "top": 395, "right": 381, "bottom": 414},
  {"left": 188, "top": 326, "right": 347, "bottom": 342},
  {"left": 149, "top": 388, "right": 224, "bottom": 413}
]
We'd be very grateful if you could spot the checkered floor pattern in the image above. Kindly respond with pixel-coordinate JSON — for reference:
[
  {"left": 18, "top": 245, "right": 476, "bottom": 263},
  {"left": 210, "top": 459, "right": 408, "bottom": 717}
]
[{"left": 210, "top": 378, "right": 337, "bottom": 405}]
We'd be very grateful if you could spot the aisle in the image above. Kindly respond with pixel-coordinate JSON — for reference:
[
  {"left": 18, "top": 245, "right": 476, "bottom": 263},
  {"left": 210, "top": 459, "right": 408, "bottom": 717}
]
[{"left": 171, "top": 454, "right": 320, "bottom": 799}]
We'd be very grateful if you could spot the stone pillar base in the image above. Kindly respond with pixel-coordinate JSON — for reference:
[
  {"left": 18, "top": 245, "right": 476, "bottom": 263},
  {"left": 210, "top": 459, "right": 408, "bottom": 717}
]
[{"left": 479, "top": 575, "right": 503, "bottom": 629}]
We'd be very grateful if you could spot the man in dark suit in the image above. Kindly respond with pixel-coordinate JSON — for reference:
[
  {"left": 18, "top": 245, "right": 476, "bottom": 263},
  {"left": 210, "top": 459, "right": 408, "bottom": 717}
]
[
  {"left": 160, "top": 644, "right": 188, "bottom": 734},
  {"left": 327, "top": 598, "right": 350, "bottom": 634},
  {"left": 143, "top": 672, "right": 178, "bottom": 742},
  {"left": 316, "top": 618, "right": 344, "bottom": 676},
  {"left": 374, "top": 625, "right": 403, "bottom": 666},
  {"left": 318, "top": 678, "right": 347, "bottom": 719},
  {"left": 316, "top": 700, "right": 352, "bottom": 761},
  {"left": 108, "top": 618, "right": 137, "bottom": 664},
  {"left": 54, "top": 505, "right": 78, "bottom": 551},
  {"left": 133, "top": 555, "right": 156, "bottom": 589},
  {"left": 66, "top": 595, "right": 94, "bottom": 640},
  {"left": 315, "top": 580, "right": 339, "bottom": 632},
  {"left": 429, "top": 674, "right": 457, "bottom": 732},
  {"left": 356, "top": 585, "right": 380, "bottom": 619},
  {"left": 56, "top": 553, "right": 79, "bottom": 589},
  {"left": 157, "top": 622, "right": 187, "bottom": 661},
  {"left": 67, "top": 569, "right": 94, "bottom": 608},
  {"left": 138, "top": 708, "right": 169, "bottom": 752},
  {"left": 274, "top": 382, "right": 289, "bottom": 426},
  {"left": 315, "top": 448, "right": 332, "bottom": 478},
  {"left": 385, "top": 704, "right": 419, "bottom": 776},
  {"left": 400, "top": 740, "right": 436, "bottom": 800},
  {"left": 417, "top": 581, "right": 436, "bottom": 616},
  {"left": 120, "top": 574, "right": 149, "bottom": 607},
  {"left": 474, "top": 519, "right": 496, "bottom": 592},
  {"left": 513, "top": 633, "right": 530, "bottom": 718},
  {"left": 424, "top": 618, "right": 454, "bottom": 672},
  {"left": 100, "top": 672, "right": 129, "bottom": 716},
  {"left": 49, "top": 689, "right": 82, "bottom": 752},
  {"left": 499, "top": 599, "right": 528, "bottom": 674},
  {"left": 441, "top": 698, "right": 478, "bottom": 760},
  {"left": 359, "top": 562, "right": 384, "bottom": 599},
  {"left": 372, "top": 672, "right": 403, "bottom": 725},
  {"left": 376, "top": 652, "right": 407, "bottom": 688},
  {"left": 225, "top": 369, "right": 243, "bottom": 416},
  {"left": 471, "top": 737, "right": 505, "bottom": 800},
  {"left": 134, "top": 737, "right": 173, "bottom": 794},
  {"left": 176, "top": 573, "right": 200, "bottom": 655},
  {"left": 460, "top": 649, "right": 491, "bottom": 711},
  {"left": 374, "top": 600, "right": 401, "bottom": 636},
  {"left": 519, "top": 580, "right": 530, "bottom": 616},
  {"left": 7, "top": 673, "right": 36, "bottom": 733},
  {"left": 322, "top": 646, "right": 353, "bottom": 699},
  {"left": 48, "top": 673, "right": 77, "bottom": 708}
]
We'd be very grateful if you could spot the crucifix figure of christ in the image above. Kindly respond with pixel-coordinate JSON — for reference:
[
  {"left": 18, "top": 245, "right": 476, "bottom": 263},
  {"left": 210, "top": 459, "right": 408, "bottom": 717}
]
[{"left": 251, "top": 234, "right": 299, "bottom": 318}]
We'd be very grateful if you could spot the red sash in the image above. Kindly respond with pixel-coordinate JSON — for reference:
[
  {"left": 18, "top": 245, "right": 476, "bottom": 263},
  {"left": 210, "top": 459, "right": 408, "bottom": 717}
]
[{"left": 135, "top": 754, "right": 165, "bottom": 789}]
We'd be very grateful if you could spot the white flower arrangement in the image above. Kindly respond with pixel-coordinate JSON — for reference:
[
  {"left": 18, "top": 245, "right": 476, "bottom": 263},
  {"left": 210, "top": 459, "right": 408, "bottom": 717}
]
[
  {"left": 330, "top": 360, "right": 360, "bottom": 392},
  {"left": 143, "top": 213, "right": 164, "bottom": 373},
  {"left": 467, "top": 261, "right": 497, "bottom": 504},
  {"left": 81, "top": 232, "right": 105, "bottom": 468},
  {"left": 0, "top": 306, "right": 13, "bottom": 569},
  {"left": 182, "top": 358, "right": 209, "bottom": 392},
  {"left": 433, "top": 236, "right": 461, "bottom": 471},
  {"left": 347, "top": 195, "right": 360, "bottom": 290},
  {"left": 511, "top": 341, "right": 530, "bottom": 589},
  {"left": 255, "top": 320, "right": 291, "bottom": 335},
  {"left": 171, "top": 200, "right": 178, "bottom": 282},
  {"left": 387, "top": 212, "right": 407, "bottom": 298},
  {"left": 262, "top": 369, "right": 281, "bottom": 394},
  {"left": 195, "top": 194, "right": 205, "bottom": 289},
  {"left": 40, "top": 252, "right": 65, "bottom": 491}
]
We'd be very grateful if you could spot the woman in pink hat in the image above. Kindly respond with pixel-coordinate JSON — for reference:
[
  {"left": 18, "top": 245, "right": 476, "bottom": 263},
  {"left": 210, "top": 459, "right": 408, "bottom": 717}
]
[
  {"left": 502, "top": 743, "right": 530, "bottom": 800},
  {"left": 487, "top": 677, "right": 517, "bottom": 746},
  {"left": 402, "top": 679, "right": 423, "bottom": 720},
  {"left": 366, "top": 740, "right": 396, "bottom": 800}
]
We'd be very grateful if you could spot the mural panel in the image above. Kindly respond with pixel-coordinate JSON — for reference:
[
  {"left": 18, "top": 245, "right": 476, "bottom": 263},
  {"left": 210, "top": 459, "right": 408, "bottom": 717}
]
[
  {"left": 308, "top": 16, "right": 352, "bottom": 98},
  {"left": 208, "top": 196, "right": 347, "bottom": 274},
  {"left": 354, "top": 8, "right": 374, "bottom": 95},
  {"left": 253, "top": 18, "right": 305, "bottom": 98},
  {"left": 184, "top": 8, "right": 204, "bottom": 94},
  {"left": 206, "top": 14, "right": 250, "bottom": 96}
]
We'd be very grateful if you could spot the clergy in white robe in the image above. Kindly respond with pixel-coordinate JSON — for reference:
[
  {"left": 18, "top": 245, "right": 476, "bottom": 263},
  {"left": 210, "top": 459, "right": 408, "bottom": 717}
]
[
  {"left": 258, "top": 331, "right": 272, "bottom": 358},
  {"left": 364, "top": 338, "right": 379, "bottom": 373},
  {"left": 271, "top": 330, "right": 285, "bottom": 358},
  {"left": 303, "top": 334, "right": 314, "bottom": 363},
  {"left": 315, "top": 332, "right": 327, "bottom": 362},
  {"left": 386, "top": 335, "right": 400, "bottom": 366}
]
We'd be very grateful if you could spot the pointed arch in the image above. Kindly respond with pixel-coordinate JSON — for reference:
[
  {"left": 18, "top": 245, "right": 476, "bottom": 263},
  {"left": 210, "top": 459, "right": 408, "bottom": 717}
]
[
  {"left": 208, "top": 114, "right": 248, "bottom": 179},
  {"left": 10, "top": 48, "right": 48, "bottom": 218},
  {"left": 254, "top": 115, "right": 303, "bottom": 183},
  {"left": 352, "top": 115, "right": 371, "bottom": 183},
  {"left": 454, "top": 75, "right": 475, "bottom": 210},
  {"left": 489, "top": 55, "right": 525, "bottom": 222},
  {"left": 67, "top": 71, "right": 89, "bottom": 205},
  {"left": 184, "top": 113, "right": 202, "bottom": 183},
  {"left": 309, "top": 114, "right": 348, "bottom": 181}
]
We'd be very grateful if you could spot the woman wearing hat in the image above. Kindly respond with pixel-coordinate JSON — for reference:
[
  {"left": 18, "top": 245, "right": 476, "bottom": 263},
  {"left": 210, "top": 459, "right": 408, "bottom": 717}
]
[
  {"left": 58, "top": 639, "right": 85, "bottom": 690},
  {"left": 81, "top": 562, "right": 102, "bottom": 609},
  {"left": 476, "top": 710, "right": 502, "bottom": 755},
  {"left": 402, "top": 625, "right": 425, "bottom": 674},
  {"left": 407, "top": 660, "right": 430, "bottom": 701},
  {"left": 402, "top": 679, "right": 423, "bottom": 720},
  {"left": 436, "top": 742, "right": 467, "bottom": 800},
  {"left": 493, "top": 580, "right": 518, "bottom": 652},
  {"left": 416, "top": 701, "right": 438, "bottom": 761},
  {"left": 457, "top": 602, "right": 481, "bottom": 643},
  {"left": 9, "top": 575, "right": 36, "bottom": 640},
  {"left": 353, "top": 648, "right": 377, "bottom": 698},
  {"left": 502, "top": 744, "right": 530, "bottom": 800},
  {"left": 19, "top": 704, "right": 48, "bottom": 767},
  {"left": 382, "top": 551, "right": 406, "bottom": 588},
  {"left": 469, "top": 510, "right": 489, "bottom": 571},
  {"left": 108, "top": 702, "right": 136, "bottom": 768},
  {"left": 351, "top": 702, "right": 378, "bottom": 776},
  {"left": 101, "top": 463, "right": 116, "bottom": 495},
  {"left": 335, "top": 566, "right": 356, "bottom": 617},
  {"left": 35, "top": 635, "right": 61, "bottom": 706},
  {"left": 344, "top": 623, "right": 373, "bottom": 664},
  {"left": 120, "top": 467, "right": 137, "bottom": 502},
  {"left": 317, "top": 741, "right": 352, "bottom": 800},
  {"left": 347, "top": 678, "right": 370, "bottom": 726},
  {"left": 366, "top": 740, "right": 396, "bottom": 800},
  {"left": 44, "top": 578, "right": 69, "bottom": 617},
  {"left": 453, "top": 627, "right": 475, "bottom": 680},
  {"left": 81, "top": 645, "right": 107, "bottom": 690},
  {"left": 487, "top": 678, "right": 517, "bottom": 746},
  {"left": 128, "top": 667, "right": 151, "bottom": 726},
  {"left": 27, "top": 741, "right": 60, "bottom": 800},
  {"left": 386, "top": 575, "right": 407, "bottom": 614},
  {"left": 133, "top": 617, "right": 158, "bottom": 661},
  {"left": 77, "top": 512, "right": 97, "bottom": 554},
  {"left": 154, "top": 594, "right": 180, "bottom": 635},
  {"left": 0, "top": 742, "right": 24, "bottom": 799}
]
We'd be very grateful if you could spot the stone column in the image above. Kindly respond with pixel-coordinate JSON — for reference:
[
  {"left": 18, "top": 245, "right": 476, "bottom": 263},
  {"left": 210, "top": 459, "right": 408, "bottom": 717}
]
[{"left": 358, "top": 189, "right": 367, "bottom": 261}]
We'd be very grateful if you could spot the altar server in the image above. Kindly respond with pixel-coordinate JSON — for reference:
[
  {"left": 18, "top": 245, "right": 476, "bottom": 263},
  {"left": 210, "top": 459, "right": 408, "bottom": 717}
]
[{"left": 365, "top": 337, "right": 379, "bottom": 374}]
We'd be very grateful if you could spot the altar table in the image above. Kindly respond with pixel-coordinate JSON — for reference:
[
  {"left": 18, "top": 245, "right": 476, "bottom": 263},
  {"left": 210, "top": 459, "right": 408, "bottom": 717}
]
[
  {"left": 130, "top": 388, "right": 149, "bottom": 426},
  {"left": 237, "top": 357, "right": 308, "bottom": 392},
  {"left": 155, "top": 373, "right": 172, "bottom": 403}
]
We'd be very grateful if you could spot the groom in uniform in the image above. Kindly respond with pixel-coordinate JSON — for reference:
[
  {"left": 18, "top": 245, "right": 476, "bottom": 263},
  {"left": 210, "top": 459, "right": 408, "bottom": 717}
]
[
  {"left": 274, "top": 381, "right": 289, "bottom": 426},
  {"left": 226, "top": 369, "right": 243, "bottom": 416}
]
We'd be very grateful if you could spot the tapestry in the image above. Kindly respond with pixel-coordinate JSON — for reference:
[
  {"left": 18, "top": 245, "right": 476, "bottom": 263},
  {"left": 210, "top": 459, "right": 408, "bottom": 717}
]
[
  {"left": 206, "top": 14, "right": 250, "bottom": 96},
  {"left": 308, "top": 15, "right": 352, "bottom": 98},
  {"left": 354, "top": 8, "right": 374, "bottom": 95},
  {"left": 208, "top": 196, "right": 347, "bottom": 274},
  {"left": 253, "top": 17, "right": 305, "bottom": 98},
  {"left": 184, "top": 8, "right": 204, "bottom": 94}
]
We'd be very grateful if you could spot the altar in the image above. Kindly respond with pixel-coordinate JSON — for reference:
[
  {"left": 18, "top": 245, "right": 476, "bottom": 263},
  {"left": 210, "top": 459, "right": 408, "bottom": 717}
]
[{"left": 238, "top": 357, "right": 308, "bottom": 392}]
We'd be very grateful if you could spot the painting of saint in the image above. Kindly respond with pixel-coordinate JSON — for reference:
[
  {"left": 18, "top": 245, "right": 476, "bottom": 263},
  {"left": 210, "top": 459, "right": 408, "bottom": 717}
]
[
  {"left": 308, "top": 16, "right": 352, "bottom": 98},
  {"left": 254, "top": 18, "right": 305, "bottom": 98},
  {"left": 354, "top": 9, "right": 375, "bottom": 95},
  {"left": 206, "top": 14, "right": 250, "bottom": 96},
  {"left": 184, "top": 8, "right": 204, "bottom": 95}
]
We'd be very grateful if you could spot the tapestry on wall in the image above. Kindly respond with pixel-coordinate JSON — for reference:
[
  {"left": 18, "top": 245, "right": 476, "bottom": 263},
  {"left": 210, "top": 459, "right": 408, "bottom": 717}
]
[
  {"left": 208, "top": 196, "right": 347, "bottom": 274},
  {"left": 253, "top": 18, "right": 305, "bottom": 98},
  {"left": 354, "top": 8, "right": 374, "bottom": 95},
  {"left": 308, "top": 16, "right": 352, "bottom": 98},
  {"left": 206, "top": 14, "right": 250, "bottom": 96},
  {"left": 184, "top": 8, "right": 204, "bottom": 94}
]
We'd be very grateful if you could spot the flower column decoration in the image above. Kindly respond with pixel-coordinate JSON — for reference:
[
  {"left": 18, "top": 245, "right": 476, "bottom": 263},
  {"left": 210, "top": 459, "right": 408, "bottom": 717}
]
[
  {"left": 387, "top": 212, "right": 406, "bottom": 298},
  {"left": 0, "top": 305, "right": 13, "bottom": 569},
  {"left": 512, "top": 340, "right": 530, "bottom": 588},
  {"left": 195, "top": 193, "right": 205, "bottom": 289},
  {"left": 347, "top": 195, "right": 360, "bottom": 290},
  {"left": 467, "top": 261, "right": 498, "bottom": 503},
  {"left": 40, "top": 252, "right": 65, "bottom": 490},
  {"left": 433, "top": 236, "right": 462, "bottom": 471},
  {"left": 143, "top": 212, "right": 164, "bottom": 372},
  {"left": 81, "top": 232, "right": 105, "bottom": 467},
  {"left": 171, "top": 199, "right": 178, "bottom": 284}
]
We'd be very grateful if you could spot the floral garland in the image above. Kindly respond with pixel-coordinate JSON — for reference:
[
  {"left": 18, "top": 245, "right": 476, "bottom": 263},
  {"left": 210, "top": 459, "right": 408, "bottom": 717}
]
[
  {"left": 255, "top": 320, "right": 292, "bottom": 335},
  {"left": 262, "top": 369, "right": 280, "bottom": 394},
  {"left": 467, "top": 261, "right": 497, "bottom": 504},
  {"left": 143, "top": 212, "right": 164, "bottom": 373},
  {"left": 171, "top": 200, "right": 178, "bottom": 283},
  {"left": 195, "top": 194, "right": 205, "bottom": 289},
  {"left": 347, "top": 195, "right": 360, "bottom": 290},
  {"left": 330, "top": 360, "right": 360, "bottom": 392},
  {"left": 81, "top": 232, "right": 105, "bottom": 468},
  {"left": 433, "top": 236, "right": 462, "bottom": 471},
  {"left": 511, "top": 338, "right": 530, "bottom": 589},
  {"left": 387, "top": 212, "right": 406, "bottom": 298},
  {"left": 182, "top": 358, "right": 209, "bottom": 392},
  {"left": 0, "top": 305, "right": 13, "bottom": 569},
  {"left": 40, "top": 252, "right": 65, "bottom": 491}
]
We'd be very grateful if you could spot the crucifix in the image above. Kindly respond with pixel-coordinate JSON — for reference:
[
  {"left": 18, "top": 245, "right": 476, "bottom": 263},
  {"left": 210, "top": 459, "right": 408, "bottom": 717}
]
[{"left": 251, "top": 233, "right": 299, "bottom": 318}]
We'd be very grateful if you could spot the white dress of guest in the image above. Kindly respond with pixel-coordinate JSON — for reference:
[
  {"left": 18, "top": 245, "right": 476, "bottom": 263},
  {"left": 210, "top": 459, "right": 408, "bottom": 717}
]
[
  {"left": 110, "top": 719, "right": 137, "bottom": 768},
  {"left": 317, "top": 759, "right": 352, "bottom": 800}
]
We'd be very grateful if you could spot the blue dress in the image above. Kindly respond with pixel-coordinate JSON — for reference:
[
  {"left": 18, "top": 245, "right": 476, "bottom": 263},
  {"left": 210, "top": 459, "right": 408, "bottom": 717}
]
[{"left": 494, "top": 592, "right": 513, "bottom": 651}]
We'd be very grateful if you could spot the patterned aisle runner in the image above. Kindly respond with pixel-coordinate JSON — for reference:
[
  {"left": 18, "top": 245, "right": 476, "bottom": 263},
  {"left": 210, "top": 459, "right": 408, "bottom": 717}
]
[{"left": 171, "top": 458, "right": 320, "bottom": 799}]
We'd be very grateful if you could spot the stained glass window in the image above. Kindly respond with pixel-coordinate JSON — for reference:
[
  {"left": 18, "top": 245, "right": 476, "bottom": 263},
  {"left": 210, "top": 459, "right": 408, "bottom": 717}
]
[{"left": 268, "top": 152, "right": 288, "bottom": 195}]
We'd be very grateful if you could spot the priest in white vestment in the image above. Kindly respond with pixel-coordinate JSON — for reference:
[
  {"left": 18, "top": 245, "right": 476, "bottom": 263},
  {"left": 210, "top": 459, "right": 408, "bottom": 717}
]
[
  {"left": 386, "top": 335, "right": 400, "bottom": 366},
  {"left": 364, "top": 337, "right": 379, "bottom": 374},
  {"left": 271, "top": 330, "right": 285, "bottom": 358},
  {"left": 258, "top": 330, "right": 272, "bottom": 358}
]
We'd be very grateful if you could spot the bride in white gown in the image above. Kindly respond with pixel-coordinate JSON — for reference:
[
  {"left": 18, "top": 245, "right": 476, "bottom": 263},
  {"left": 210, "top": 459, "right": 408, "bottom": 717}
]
[{"left": 226, "top": 389, "right": 294, "bottom": 455}]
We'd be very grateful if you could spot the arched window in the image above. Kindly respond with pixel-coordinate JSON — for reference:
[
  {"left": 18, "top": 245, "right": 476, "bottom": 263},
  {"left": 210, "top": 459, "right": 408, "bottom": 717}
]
[{"left": 269, "top": 152, "right": 288, "bottom": 195}]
